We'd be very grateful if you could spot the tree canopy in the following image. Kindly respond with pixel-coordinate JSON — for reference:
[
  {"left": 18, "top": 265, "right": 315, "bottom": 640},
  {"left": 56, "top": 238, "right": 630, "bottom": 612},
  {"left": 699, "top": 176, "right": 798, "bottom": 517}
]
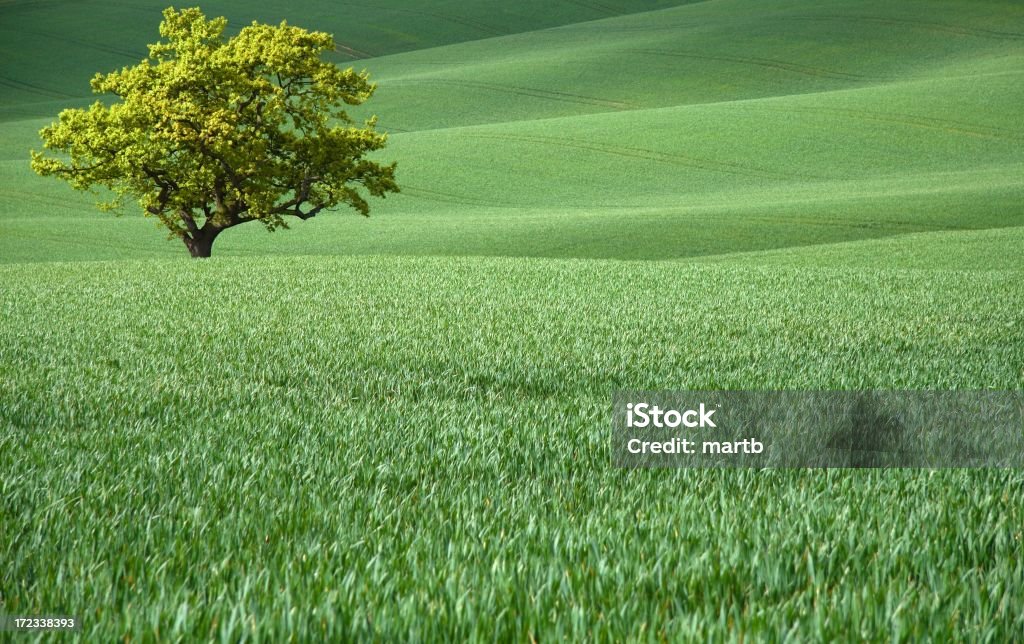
[{"left": 31, "top": 6, "right": 399, "bottom": 257}]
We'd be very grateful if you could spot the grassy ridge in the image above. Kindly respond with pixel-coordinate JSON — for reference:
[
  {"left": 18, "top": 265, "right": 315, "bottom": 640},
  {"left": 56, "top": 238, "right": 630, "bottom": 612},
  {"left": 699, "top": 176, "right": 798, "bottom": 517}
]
[
  {"left": 698, "top": 225, "right": 1024, "bottom": 271},
  {"left": 2, "top": 256, "right": 1023, "bottom": 639},
  {"left": 0, "top": 0, "right": 698, "bottom": 117},
  {"left": 1, "top": 0, "right": 1022, "bottom": 263},
  {"left": 362, "top": 0, "right": 1024, "bottom": 131}
]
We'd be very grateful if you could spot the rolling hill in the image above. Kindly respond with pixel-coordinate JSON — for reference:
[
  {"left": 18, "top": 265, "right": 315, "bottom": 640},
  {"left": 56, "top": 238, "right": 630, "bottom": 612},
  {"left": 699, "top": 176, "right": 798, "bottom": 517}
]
[
  {"left": 1, "top": 0, "right": 1022, "bottom": 639},
  {"left": 1, "top": 0, "right": 1023, "bottom": 262}
]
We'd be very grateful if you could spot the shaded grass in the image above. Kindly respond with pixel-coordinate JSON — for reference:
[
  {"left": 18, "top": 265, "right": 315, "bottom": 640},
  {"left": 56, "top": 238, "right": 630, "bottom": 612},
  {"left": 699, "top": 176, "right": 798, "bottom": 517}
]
[{"left": 0, "top": 0, "right": 700, "bottom": 116}]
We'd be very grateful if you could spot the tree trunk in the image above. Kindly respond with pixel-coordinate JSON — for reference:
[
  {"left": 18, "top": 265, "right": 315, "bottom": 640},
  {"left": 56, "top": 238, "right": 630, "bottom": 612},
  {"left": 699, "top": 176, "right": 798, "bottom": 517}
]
[{"left": 185, "top": 227, "right": 222, "bottom": 258}]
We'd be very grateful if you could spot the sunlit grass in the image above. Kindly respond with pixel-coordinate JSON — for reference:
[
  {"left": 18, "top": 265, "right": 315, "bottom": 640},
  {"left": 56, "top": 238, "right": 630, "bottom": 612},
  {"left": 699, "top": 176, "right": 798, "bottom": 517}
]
[{"left": 2, "top": 255, "right": 1023, "bottom": 639}]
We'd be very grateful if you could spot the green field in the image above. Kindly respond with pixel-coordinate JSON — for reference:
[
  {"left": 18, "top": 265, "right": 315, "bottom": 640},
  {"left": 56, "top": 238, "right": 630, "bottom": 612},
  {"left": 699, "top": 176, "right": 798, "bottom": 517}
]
[{"left": 2, "top": 0, "right": 1023, "bottom": 640}]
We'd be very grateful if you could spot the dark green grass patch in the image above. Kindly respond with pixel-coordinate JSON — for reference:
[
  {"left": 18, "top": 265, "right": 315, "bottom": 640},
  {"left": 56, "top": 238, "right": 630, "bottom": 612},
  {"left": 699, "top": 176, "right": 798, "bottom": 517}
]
[{"left": 0, "top": 0, "right": 700, "bottom": 118}]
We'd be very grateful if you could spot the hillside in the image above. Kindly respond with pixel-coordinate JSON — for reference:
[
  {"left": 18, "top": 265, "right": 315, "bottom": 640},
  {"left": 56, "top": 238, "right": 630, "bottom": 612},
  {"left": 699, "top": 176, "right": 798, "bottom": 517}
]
[
  {"left": 1, "top": 0, "right": 1023, "bottom": 640},
  {"left": 1, "top": 0, "right": 1022, "bottom": 262},
  {"left": 0, "top": 0, "right": 697, "bottom": 117}
]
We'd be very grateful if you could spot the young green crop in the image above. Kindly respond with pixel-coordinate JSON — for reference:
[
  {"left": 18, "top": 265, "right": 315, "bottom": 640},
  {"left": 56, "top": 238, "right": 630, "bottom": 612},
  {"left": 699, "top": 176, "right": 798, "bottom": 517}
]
[{"left": 1, "top": 255, "right": 1023, "bottom": 640}]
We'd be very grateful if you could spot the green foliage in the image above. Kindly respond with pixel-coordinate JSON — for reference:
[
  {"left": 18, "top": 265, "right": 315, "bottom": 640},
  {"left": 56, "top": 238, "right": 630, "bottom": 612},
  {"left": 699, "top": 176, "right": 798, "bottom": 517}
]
[{"left": 29, "top": 7, "right": 398, "bottom": 256}]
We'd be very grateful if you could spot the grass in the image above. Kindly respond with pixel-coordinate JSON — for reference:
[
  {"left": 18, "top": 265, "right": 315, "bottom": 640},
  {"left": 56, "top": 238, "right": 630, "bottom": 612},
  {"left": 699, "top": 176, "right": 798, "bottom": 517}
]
[
  {"left": 2, "top": 1, "right": 1023, "bottom": 262},
  {"left": 0, "top": 0, "right": 696, "bottom": 114},
  {"left": 2, "top": 256, "right": 1023, "bottom": 639},
  {"left": 1, "top": 0, "right": 1023, "bottom": 639}
]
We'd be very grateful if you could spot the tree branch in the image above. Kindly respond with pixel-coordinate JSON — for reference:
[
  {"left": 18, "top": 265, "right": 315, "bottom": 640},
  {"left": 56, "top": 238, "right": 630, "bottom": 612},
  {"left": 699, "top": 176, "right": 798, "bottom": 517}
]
[
  {"left": 266, "top": 174, "right": 327, "bottom": 219},
  {"left": 178, "top": 209, "right": 199, "bottom": 234},
  {"left": 142, "top": 165, "right": 178, "bottom": 217}
]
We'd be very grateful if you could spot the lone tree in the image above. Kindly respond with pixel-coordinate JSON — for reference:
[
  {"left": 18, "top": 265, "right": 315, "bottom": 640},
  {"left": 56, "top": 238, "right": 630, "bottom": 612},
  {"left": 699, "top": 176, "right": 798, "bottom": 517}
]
[{"left": 31, "top": 7, "right": 398, "bottom": 258}]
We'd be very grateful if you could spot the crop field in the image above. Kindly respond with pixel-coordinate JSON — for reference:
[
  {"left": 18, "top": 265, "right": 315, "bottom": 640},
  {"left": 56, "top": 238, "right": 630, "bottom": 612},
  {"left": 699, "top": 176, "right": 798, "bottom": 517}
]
[{"left": 1, "top": 0, "right": 1023, "bottom": 640}]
